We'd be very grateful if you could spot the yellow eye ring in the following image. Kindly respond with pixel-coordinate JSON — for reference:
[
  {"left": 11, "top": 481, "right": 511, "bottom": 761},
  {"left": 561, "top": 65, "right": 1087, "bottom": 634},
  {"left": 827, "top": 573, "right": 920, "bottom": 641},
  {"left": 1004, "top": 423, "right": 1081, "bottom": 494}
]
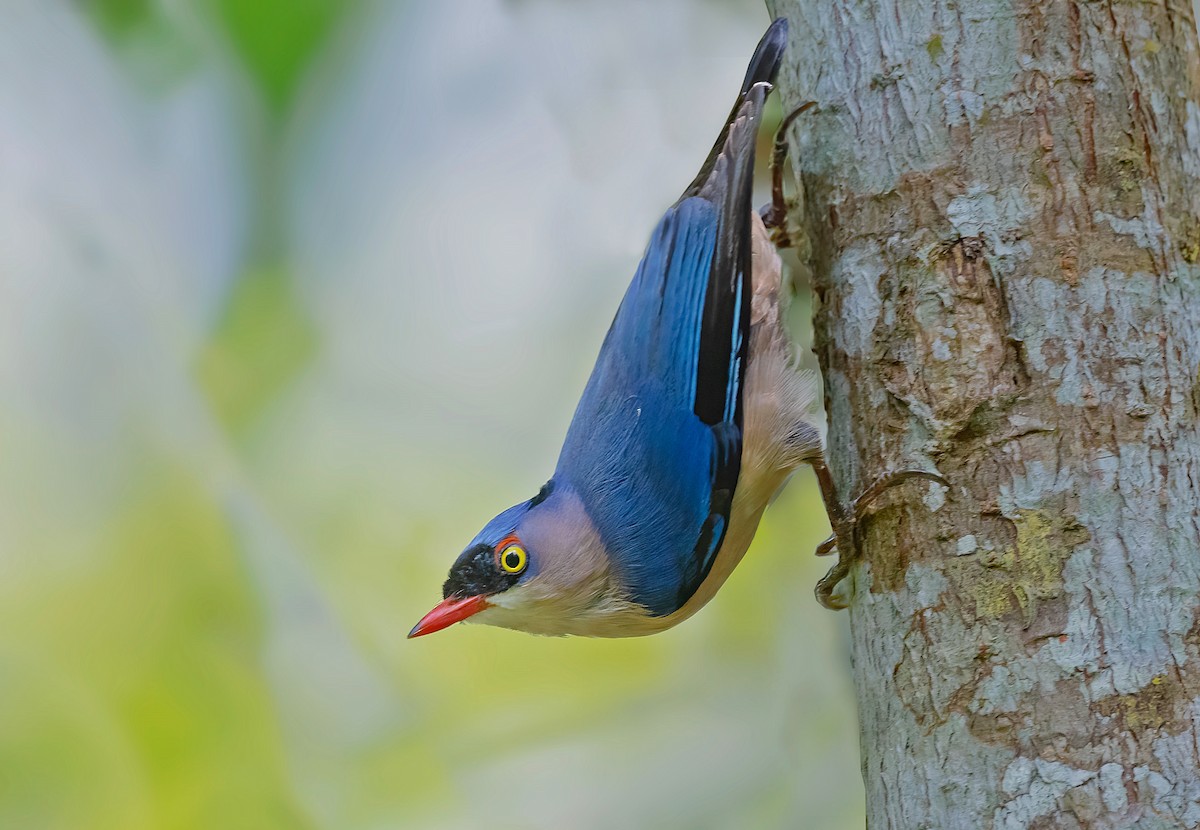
[{"left": 498, "top": 544, "right": 527, "bottom": 574}]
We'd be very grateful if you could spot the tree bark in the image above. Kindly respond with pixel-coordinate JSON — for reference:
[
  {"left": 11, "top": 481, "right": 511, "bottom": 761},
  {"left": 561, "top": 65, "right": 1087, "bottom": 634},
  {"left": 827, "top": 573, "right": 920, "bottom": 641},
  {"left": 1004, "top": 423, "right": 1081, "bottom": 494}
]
[{"left": 766, "top": 0, "right": 1200, "bottom": 826}]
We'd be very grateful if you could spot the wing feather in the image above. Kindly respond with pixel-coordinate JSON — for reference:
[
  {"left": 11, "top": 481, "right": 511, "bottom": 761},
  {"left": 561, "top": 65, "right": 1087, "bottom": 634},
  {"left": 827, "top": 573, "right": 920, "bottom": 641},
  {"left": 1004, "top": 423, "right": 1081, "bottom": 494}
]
[{"left": 554, "top": 32, "right": 781, "bottom": 616}]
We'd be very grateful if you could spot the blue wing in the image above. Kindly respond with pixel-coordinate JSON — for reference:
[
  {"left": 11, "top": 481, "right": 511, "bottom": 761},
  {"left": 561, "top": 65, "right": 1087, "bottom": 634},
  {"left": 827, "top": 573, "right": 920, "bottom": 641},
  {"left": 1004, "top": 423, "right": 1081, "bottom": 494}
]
[{"left": 556, "top": 77, "right": 774, "bottom": 616}]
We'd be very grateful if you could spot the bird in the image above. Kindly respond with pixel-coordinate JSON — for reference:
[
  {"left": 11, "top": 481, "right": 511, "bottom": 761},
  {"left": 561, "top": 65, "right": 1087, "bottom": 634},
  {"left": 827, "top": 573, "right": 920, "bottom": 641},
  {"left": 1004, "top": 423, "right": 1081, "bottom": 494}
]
[{"left": 409, "top": 18, "right": 943, "bottom": 638}]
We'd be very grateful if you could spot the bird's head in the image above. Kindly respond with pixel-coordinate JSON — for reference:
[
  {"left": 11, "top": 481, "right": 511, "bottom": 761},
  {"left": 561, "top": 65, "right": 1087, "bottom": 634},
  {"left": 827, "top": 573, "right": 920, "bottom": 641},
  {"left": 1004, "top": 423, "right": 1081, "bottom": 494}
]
[{"left": 409, "top": 480, "right": 633, "bottom": 638}]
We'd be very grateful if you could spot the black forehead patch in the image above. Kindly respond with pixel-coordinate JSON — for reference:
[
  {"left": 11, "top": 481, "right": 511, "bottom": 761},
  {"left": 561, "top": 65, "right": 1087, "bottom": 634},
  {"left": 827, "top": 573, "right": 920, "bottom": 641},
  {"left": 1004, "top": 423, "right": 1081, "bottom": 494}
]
[
  {"left": 529, "top": 479, "right": 555, "bottom": 509},
  {"left": 442, "top": 543, "right": 520, "bottom": 599}
]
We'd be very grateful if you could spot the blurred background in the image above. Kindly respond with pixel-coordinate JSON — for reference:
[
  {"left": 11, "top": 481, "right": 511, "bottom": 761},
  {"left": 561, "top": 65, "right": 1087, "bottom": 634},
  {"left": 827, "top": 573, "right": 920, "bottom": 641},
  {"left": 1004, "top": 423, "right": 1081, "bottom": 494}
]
[{"left": 0, "top": 1, "right": 861, "bottom": 827}]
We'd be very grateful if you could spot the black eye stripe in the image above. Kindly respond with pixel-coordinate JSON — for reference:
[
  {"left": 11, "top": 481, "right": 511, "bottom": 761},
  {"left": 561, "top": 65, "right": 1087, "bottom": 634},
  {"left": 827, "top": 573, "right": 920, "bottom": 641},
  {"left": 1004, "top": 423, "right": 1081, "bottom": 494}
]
[{"left": 443, "top": 543, "right": 519, "bottom": 598}]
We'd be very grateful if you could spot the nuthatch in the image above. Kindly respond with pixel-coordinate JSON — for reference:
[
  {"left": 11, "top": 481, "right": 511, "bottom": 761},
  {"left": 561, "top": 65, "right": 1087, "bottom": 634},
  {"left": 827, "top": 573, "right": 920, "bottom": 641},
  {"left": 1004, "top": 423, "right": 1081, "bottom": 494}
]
[{"left": 410, "top": 18, "right": 944, "bottom": 638}]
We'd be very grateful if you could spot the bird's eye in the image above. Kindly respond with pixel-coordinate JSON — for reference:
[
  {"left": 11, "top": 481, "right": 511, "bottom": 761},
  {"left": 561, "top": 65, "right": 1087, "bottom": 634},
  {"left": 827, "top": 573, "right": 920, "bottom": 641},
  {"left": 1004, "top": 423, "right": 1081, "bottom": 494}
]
[{"left": 498, "top": 544, "right": 527, "bottom": 574}]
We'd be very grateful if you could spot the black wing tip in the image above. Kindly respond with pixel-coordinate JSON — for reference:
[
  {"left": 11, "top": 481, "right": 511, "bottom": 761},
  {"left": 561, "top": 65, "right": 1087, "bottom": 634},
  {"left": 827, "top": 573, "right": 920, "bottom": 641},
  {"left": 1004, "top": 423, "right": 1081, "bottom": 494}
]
[
  {"left": 740, "top": 18, "right": 789, "bottom": 95},
  {"left": 694, "top": 82, "right": 767, "bottom": 205},
  {"left": 681, "top": 19, "right": 786, "bottom": 201}
]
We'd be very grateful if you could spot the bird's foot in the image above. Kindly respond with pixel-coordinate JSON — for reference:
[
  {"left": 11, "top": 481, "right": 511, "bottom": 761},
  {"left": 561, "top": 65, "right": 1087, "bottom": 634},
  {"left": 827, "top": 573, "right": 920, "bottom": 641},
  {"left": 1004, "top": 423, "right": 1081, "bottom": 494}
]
[
  {"left": 811, "top": 466, "right": 948, "bottom": 611},
  {"left": 759, "top": 101, "right": 816, "bottom": 250}
]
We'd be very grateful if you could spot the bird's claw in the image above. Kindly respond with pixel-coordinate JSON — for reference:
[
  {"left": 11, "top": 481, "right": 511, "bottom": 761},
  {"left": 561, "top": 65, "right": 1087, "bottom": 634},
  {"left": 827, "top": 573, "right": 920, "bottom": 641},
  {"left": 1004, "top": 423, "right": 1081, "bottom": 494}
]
[
  {"left": 760, "top": 101, "right": 816, "bottom": 250},
  {"left": 761, "top": 103, "right": 950, "bottom": 610},
  {"left": 815, "top": 559, "right": 852, "bottom": 610},
  {"left": 812, "top": 468, "right": 949, "bottom": 611}
]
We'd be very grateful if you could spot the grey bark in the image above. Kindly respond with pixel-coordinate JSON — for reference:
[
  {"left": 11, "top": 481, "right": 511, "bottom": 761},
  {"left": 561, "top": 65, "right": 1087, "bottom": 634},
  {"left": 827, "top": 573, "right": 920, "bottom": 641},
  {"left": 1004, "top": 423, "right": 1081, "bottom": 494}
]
[{"left": 766, "top": 0, "right": 1200, "bottom": 826}]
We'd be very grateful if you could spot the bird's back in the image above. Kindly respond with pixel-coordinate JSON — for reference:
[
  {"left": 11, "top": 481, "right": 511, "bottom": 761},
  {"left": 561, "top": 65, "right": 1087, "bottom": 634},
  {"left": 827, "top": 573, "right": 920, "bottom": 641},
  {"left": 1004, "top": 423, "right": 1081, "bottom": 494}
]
[{"left": 555, "top": 21, "right": 787, "bottom": 617}]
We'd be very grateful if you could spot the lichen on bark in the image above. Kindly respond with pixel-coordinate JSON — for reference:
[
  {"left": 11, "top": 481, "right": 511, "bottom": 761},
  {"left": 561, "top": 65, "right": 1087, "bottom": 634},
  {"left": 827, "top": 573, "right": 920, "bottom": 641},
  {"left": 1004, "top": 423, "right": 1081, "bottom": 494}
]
[{"left": 767, "top": 0, "right": 1200, "bottom": 825}]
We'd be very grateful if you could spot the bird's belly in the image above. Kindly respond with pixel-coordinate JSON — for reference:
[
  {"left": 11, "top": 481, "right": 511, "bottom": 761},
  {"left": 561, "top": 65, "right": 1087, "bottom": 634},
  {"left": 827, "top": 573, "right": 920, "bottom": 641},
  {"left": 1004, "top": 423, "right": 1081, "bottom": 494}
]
[
  {"left": 654, "top": 460, "right": 787, "bottom": 629},
  {"left": 579, "top": 217, "right": 816, "bottom": 638},
  {"left": 587, "top": 453, "right": 788, "bottom": 637},
  {"left": 592, "top": 332, "right": 812, "bottom": 635}
]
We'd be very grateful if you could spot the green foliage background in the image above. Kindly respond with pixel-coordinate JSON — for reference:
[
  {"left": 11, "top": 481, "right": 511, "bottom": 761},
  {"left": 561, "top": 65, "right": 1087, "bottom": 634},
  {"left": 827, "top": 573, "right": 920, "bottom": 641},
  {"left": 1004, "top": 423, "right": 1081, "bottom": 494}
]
[{"left": 1, "top": 1, "right": 861, "bottom": 827}]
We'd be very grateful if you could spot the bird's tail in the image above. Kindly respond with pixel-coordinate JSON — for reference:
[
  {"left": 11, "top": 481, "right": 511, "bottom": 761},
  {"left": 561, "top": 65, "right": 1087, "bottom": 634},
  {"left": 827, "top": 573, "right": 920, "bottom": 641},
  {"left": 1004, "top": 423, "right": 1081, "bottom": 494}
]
[
  {"left": 682, "top": 17, "right": 788, "bottom": 198},
  {"left": 679, "top": 19, "right": 787, "bottom": 439}
]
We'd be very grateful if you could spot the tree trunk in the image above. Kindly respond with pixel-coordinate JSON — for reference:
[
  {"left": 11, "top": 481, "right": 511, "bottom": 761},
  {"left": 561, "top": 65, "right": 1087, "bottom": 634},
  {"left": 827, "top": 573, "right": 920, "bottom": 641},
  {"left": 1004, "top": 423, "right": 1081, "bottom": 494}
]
[{"left": 766, "top": 0, "right": 1200, "bottom": 826}]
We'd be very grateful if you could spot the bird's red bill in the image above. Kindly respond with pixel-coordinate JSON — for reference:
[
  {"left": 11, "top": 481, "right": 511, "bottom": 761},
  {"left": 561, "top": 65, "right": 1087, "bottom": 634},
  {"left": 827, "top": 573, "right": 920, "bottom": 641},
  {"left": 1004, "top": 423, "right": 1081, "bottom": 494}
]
[{"left": 408, "top": 594, "right": 491, "bottom": 638}]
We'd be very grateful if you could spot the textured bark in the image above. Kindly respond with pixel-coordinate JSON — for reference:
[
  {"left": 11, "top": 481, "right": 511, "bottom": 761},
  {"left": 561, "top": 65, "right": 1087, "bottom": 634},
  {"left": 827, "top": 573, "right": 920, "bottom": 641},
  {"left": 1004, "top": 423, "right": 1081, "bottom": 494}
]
[{"left": 766, "top": 0, "right": 1200, "bottom": 826}]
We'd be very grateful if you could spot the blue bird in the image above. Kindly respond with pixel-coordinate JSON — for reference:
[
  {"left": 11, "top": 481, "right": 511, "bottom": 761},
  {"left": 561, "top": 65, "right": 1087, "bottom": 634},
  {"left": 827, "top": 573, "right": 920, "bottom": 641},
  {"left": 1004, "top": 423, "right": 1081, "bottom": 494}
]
[{"left": 410, "top": 19, "right": 941, "bottom": 637}]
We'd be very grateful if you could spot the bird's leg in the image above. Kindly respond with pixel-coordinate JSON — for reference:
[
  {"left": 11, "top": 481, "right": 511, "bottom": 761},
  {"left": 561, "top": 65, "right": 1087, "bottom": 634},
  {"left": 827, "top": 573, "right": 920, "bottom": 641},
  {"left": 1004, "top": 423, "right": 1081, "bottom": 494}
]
[
  {"left": 762, "top": 101, "right": 947, "bottom": 607},
  {"left": 810, "top": 458, "right": 859, "bottom": 610},
  {"left": 810, "top": 459, "right": 949, "bottom": 610},
  {"left": 760, "top": 100, "right": 816, "bottom": 249}
]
